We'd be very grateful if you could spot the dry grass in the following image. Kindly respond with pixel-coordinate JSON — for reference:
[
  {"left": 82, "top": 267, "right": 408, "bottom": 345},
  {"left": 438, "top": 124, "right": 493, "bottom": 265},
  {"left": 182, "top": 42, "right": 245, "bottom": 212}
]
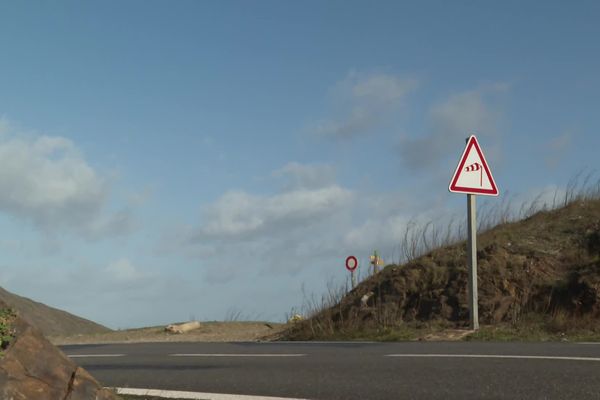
[{"left": 282, "top": 174, "right": 600, "bottom": 342}]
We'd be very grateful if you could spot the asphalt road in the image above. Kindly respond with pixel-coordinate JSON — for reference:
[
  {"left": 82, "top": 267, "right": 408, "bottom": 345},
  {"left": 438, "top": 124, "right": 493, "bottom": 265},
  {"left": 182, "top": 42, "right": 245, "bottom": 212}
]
[{"left": 60, "top": 341, "right": 600, "bottom": 400}]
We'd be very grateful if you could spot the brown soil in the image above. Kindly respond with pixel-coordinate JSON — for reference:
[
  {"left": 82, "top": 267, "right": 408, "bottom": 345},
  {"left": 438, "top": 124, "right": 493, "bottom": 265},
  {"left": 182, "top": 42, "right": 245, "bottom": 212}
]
[
  {"left": 284, "top": 199, "right": 600, "bottom": 340},
  {"left": 49, "top": 321, "right": 286, "bottom": 345}
]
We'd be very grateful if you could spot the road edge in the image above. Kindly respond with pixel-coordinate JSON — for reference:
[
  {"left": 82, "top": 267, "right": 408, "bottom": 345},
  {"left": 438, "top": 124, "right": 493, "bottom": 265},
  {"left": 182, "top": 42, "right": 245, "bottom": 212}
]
[{"left": 113, "top": 387, "right": 308, "bottom": 400}]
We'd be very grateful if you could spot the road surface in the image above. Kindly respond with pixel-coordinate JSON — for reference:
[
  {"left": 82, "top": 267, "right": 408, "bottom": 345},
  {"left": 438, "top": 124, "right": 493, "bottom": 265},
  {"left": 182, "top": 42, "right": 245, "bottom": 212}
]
[{"left": 61, "top": 341, "right": 600, "bottom": 399}]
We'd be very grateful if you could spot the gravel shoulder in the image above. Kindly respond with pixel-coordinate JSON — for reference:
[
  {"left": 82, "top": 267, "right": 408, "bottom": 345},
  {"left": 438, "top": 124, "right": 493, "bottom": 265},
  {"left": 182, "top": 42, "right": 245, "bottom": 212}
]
[{"left": 49, "top": 321, "right": 286, "bottom": 345}]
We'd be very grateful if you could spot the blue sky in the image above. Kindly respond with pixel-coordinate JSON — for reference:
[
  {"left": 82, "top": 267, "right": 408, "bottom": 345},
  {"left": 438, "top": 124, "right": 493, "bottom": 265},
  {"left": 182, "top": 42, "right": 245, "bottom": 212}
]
[{"left": 0, "top": 1, "right": 598, "bottom": 328}]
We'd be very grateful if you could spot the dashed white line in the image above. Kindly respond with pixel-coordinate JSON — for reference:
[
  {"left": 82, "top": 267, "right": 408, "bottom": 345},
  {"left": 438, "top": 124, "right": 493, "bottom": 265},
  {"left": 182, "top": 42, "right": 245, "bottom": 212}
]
[
  {"left": 274, "top": 341, "right": 378, "bottom": 344},
  {"left": 386, "top": 354, "right": 600, "bottom": 362},
  {"left": 114, "top": 387, "right": 307, "bottom": 400},
  {"left": 169, "top": 354, "right": 306, "bottom": 357},
  {"left": 67, "top": 354, "right": 125, "bottom": 358}
]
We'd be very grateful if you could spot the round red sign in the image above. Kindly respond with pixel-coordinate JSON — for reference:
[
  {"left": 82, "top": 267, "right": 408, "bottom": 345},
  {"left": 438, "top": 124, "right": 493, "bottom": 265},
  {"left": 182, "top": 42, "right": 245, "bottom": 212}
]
[{"left": 345, "top": 256, "right": 358, "bottom": 272}]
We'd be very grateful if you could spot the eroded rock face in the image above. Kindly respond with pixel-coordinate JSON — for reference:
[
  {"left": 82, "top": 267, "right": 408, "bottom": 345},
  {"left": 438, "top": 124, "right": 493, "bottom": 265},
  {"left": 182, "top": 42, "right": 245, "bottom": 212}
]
[{"left": 0, "top": 312, "right": 118, "bottom": 400}]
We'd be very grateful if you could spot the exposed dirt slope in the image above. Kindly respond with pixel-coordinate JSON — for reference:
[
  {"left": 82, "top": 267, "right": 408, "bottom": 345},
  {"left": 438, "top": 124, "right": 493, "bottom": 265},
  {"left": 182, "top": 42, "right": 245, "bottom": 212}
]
[
  {"left": 0, "top": 287, "right": 111, "bottom": 337},
  {"left": 284, "top": 199, "right": 600, "bottom": 339},
  {"left": 50, "top": 321, "right": 285, "bottom": 345}
]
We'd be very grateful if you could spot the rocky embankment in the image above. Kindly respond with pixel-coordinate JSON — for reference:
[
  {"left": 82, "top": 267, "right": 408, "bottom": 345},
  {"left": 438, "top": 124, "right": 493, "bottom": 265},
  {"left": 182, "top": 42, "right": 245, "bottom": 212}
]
[
  {"left": 0, "top": 300, "right": 118, "bottom": 400},
  {"left": 284, "top": 199, "right": 600, "bottom": 340}
]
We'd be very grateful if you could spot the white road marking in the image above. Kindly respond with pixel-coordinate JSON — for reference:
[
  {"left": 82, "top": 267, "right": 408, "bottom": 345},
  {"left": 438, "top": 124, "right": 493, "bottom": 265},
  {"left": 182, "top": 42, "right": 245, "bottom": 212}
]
[
  {"left": 67, "top": 354, "right": 125, "bottom": 358},
  {"left": 169, "top": 353, "right": 306, "bottom": 357},
  {"left": 274, "top": 340, "right": 378, "bottom": 344},
  {"left": 386, "top": 354, "right": 600, "bottom": 362},
  {"left": 114, "top": 387, "right": 308, "bottom": 400}
]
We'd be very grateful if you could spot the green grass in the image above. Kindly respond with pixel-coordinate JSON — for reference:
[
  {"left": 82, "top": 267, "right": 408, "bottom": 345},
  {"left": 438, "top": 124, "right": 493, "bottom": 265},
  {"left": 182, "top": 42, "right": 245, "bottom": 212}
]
[
  {"left": 305, "top": 326, "right": 420, "bottom": 341},
  {"left": 286, "top": 319, "right": 460, "bottom": 342},
  {"left": 465, "top": 313, "right": 600, "bottom": 342},
  {"left": 467, "top": 326, "right": 600, "bottom": 342},
  {"left": 0, "top": 308, "right": 16, "bottom": 355}
]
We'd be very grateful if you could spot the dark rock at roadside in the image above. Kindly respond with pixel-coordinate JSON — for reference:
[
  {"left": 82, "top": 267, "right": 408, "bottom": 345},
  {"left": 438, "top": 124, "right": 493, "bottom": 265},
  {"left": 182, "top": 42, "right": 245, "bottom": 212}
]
[{"left": 0, "top": 302, "right": 118, "bottom": 400}]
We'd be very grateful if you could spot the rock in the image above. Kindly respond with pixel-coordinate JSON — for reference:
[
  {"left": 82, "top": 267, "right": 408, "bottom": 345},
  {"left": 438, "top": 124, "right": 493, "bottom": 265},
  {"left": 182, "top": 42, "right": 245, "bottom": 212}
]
[
  {"left": 287, "top": 314, "right": 304, "bottom": 323},
  {"left": 360, "top": 291, "right": 374, "bottom": 308},
  {"left": 0, "top": 305, "right": 119, "bottom": 400},
  {"left": 165, "top": 321, "right": 201, "bottom": 334}
]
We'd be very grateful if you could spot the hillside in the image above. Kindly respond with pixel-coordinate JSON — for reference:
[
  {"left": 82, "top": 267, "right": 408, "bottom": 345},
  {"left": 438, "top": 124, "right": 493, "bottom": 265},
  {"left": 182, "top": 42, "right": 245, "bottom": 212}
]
[
  {"left": 284, "top": 199, "right": 600, "bottom": 340},
  {"left": 0, "top": 286, "right": 111, "bottom": 337}
]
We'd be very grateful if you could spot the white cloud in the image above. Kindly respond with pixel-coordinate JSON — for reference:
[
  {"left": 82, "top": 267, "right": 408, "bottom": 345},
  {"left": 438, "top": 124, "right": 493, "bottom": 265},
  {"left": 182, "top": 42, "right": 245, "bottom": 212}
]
[
  {"left": 351, "top": 73, "right": 415, "bottom": 102},
  {"left": 0, "top": 119, "right": 134, "bottom": 238},
  {"left": 0, "top": 117, "right": 10, "bottom": 135},
  {"left": 313, "top": 72, "right": 417, "bottom": 139},
  {"left": 105, "top": 258, "right": 141, "bottom": 282},
  {"left": 194, "top": 185, "right": 353, "bottom": 240},
  {"left": 399, "top": 84, "right": 507, "bottom": 171},
  {"left": 0, "top": 135, "right": 105, "bottom": 222},
  {"left": 430, "top": 89, "right": 499, "bottom": 137},
  {"left": 163, "top": 163, "right": 357, "bottom": 283},
  {"left": 273, "top": 162, "right": 336, "bottom": 190},
  {"left": 173, "top": 162, "right": 449, "bottom": 284},
  {"left": 545, "top": 131, "right": 574, "bottom": 168}
]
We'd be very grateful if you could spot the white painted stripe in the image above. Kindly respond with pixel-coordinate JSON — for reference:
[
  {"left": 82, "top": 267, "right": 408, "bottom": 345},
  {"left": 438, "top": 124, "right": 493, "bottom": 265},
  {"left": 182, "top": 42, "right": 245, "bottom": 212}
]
[
  {"left": 68, "top": 354, "right": 125, "bottom": 358},
  {"left": 274, "top": 341, "right": 378, "bottom": 344},
  {"left": 386, "top": 354, "right": 600, "bottom": 362},
  {"left": 114, "top": 387, "right": 307, "bottom": 400},
  {"left": 170, "top": 353, "right": 306, "bottom": 357}
]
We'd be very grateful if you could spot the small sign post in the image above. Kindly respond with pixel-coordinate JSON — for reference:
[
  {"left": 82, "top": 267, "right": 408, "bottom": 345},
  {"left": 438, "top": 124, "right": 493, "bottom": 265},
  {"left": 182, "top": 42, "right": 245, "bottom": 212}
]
[
  {"left": 345, "top": 256, "right": 358, "bottom": 289},
  {"left": 370, "top": 250, "right": 384, "bottom": 275},
  {"left": 449, "top": 135, "right": 499, "bottom": 330}
]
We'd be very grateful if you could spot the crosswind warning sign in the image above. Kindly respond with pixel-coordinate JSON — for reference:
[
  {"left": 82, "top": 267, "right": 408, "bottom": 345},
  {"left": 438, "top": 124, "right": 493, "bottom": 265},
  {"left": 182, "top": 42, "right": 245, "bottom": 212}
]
[{"left": 449, "top": 135, "right": 499, "bottom": 196}]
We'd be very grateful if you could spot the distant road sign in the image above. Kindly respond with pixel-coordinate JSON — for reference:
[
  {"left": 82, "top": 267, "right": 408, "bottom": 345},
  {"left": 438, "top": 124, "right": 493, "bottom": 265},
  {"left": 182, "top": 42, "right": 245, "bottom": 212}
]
[
  {"left": 370, "top": 255, "right": 384, "bottom": 266},
  {"left": 449, "top": 135, "right": 499, "bottom": 196},
  {"left": 345, "top": 256, "right": 358, "bottom": 271}
]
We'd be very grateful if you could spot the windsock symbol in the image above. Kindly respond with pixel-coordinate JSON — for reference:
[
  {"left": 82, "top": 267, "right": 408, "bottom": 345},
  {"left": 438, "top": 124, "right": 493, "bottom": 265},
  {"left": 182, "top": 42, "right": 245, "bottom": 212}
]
[
  {"left": 465, "top": 162, "right": 481, "bottom": 172},
  {"left": 465, "top": 162, "right": 483, "bottom": 186}
]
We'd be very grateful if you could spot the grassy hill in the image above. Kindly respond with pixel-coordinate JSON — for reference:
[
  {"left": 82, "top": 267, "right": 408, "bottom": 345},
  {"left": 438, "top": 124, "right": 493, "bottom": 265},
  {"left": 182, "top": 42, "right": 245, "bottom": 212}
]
[
  {"left": 0, "top": 286, "right": 110, "bottom": 337},
  {"left": 283, "top": 198, "right": 600, "bottom": 341}
]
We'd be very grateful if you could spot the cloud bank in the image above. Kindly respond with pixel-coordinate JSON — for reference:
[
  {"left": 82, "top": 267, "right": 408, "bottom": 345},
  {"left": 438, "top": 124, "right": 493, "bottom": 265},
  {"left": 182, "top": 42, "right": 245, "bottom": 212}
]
[
  {"left": 0, "top": 119, "right": 134, "bottom": 238},
  {"left": 313, "top": 72, "right": 417, "bottom": 139},
  {"left": 399, "top": 83, "right": 507, "bottom": 172}
]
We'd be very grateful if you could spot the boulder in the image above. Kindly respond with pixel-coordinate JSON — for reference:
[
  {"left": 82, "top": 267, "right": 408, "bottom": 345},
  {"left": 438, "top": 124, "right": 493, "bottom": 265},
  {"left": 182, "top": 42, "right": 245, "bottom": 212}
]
[
  {"left": 165, "top": 321, "right": 201, "bottom": 334},
  {"left": 287, "top": 314, "right": 304, "bottom": 323},
  {"left": 0, "top": 304, "right": 118, "bottom": 400}
]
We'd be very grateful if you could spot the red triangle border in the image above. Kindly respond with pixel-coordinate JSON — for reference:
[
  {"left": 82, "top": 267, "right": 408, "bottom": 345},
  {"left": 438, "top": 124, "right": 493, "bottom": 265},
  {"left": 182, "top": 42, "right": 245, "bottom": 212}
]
[{"left": 449, "top": 135, "right": 499, "bottom": 196}]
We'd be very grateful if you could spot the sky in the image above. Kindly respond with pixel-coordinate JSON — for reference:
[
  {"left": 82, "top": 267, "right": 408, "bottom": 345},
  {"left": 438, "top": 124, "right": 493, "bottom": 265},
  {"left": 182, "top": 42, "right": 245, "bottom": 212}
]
[{"left": 0, "top": 1, "right": 598, "bottom": 328}]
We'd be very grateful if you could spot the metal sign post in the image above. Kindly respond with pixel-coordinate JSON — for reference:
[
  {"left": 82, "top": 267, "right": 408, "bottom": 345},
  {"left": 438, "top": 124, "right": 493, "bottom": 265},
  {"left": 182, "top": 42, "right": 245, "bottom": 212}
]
[
  {"left": 373, "top": 250, "right": 378, "bottom": 274},
  {"left": 467, "top": 194, "right": 479, "bottom": 330},
  {"left": 449, "top": 135, "right": 499, "bottom": 331},
  {"left": 345, "top": 256, "right": 358, "bottom": 289}
]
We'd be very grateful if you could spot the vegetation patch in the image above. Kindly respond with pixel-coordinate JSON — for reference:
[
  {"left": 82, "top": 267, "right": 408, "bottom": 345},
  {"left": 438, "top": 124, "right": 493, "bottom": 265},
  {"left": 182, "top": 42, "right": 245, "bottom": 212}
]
[
  {"left": 466, "top": 312, "right": 600, "bottom": 342},
  {"left": 282, "top": 194, "right": 600, "bottom": 342},
  {"left": 0, "top": 308, "right": 16, "bottom": 355}
]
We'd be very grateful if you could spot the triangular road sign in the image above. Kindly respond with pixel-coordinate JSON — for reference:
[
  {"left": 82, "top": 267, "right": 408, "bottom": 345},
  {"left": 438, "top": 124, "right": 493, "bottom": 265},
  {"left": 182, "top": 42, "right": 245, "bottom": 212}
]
[{"left": 449, "top": 135, "right": 499, "bottom": 196}]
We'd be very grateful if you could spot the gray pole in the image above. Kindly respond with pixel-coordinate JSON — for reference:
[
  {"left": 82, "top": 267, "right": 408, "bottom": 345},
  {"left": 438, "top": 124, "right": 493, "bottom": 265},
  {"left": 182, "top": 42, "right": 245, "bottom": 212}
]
[
  {"left": 467, "top": 193, "right": 479, "bottom": 330},
  {"left": 351, "top": 270, "right": 356, "bottom": 289}
]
